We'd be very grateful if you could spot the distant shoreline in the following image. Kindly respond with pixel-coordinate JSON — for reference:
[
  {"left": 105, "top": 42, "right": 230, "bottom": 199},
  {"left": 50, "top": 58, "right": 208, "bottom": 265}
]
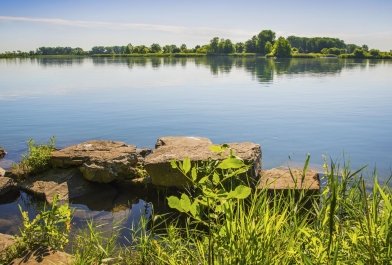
[{"left": 1, "top": 53, "right": 391, "bottom": 59}]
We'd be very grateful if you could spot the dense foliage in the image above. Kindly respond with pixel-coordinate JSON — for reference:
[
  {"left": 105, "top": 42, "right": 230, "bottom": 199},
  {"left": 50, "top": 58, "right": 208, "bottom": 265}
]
[{"left": 1, "top": 29, "right": 391, "bottom": 58}]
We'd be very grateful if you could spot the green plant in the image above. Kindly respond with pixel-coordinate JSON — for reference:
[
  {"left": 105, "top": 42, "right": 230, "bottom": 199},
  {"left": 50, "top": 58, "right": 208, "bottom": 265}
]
[
  {"left": 12, "top": 136, "right": 56, "bottom": 179},
  {"left": 71, "top": 219, "right": 122, "bottom": 265},
  {"left": 17, "top": 193, "right": 72, "bottom": 250}
]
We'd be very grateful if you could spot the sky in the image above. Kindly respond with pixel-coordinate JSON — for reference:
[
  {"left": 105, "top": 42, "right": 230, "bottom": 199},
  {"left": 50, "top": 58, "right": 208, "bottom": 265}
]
[{"left": 1, "top": 0, "right": 391, "bottom": 52}]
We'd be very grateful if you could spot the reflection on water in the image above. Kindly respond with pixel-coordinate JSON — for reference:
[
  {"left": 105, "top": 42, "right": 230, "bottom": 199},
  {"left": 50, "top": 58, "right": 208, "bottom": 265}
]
[{"left": 0, "top": 188, "right": 166, "bottom": 246}]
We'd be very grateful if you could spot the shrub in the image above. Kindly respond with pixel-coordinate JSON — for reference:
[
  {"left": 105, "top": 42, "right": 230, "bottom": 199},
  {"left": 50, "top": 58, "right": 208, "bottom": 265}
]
[{"left": 12, "top": 136, "right": 56, "bottom": 179}]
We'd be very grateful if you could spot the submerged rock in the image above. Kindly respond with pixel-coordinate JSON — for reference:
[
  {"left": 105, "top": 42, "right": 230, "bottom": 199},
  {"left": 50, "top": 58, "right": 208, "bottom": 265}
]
[
  {"left": 0, "top": 177, "right": 19, "bottom": 204},
  {"left": 144, "top": 136, "right": 262, "bottom": 187},
  {"left": 0, "top": 147, "right": 6, "bottom": 160},
  {"left": 18, "top": 168, "right": 117, "bottom": 208},
  {"left": 50, "top": 140, "right": 146, "bottom": 183}
]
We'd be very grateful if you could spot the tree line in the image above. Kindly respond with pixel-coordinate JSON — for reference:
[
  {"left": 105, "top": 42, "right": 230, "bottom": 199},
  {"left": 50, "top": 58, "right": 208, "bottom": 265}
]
[{"left": 1, "top": 29, "right": 391, "bottom": 58}]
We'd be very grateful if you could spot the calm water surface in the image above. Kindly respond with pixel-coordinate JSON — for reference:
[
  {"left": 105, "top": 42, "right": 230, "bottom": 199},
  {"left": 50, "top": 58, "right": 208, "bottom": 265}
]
[{"left": 1, "top": 57, "right": 392, "bottom": 237}]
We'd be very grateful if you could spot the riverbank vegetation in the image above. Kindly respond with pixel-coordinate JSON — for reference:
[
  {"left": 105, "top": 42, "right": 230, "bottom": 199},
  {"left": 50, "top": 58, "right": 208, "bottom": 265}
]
[
  {"left": 1, "top": 30, "right": 391, "bottom": 59},
  {"left": 2, "top": 147, "right": 391, "bottom": 264}
]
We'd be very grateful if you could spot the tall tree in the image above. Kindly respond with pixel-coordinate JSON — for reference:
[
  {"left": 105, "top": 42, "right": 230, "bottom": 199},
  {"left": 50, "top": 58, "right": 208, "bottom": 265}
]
[
  {"left": 210, "top": 37, "right": 219, "bottom": 53},
  {"left": 272, "top": 37, "right": 292, "bottom": 57},
  {"left": 257, "top": 30, "right": 276, "bottom": 53}
]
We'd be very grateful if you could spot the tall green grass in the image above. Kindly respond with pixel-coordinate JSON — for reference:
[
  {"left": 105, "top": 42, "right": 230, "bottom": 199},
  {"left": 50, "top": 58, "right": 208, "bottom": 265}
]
[
  {"left": 127, "top": 155, "right": 392, "bottom": 264},
  {"left": 6, "top": 152, "right": 391, "bottom": 264}
]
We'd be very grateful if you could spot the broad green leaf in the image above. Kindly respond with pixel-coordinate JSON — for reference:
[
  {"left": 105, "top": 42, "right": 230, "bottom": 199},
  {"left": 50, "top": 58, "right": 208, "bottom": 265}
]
[
  {"left": 189, "top": 201, "right": 199, "bottom": 218},
  {"left": 180, "top": 194, "right": 191, "bottom": 211},
  {"left": 198, "top": 176, "right": 209, "bottom": 184},
  {"left": 167, "top": 196, "right": 182, "bottom": 212},
  {"left": 232, "top": 185, "right": 251, "bottom": 199},
  {"left": 209, "top": 145, "right": 222, "bottom": 153},
  {"left": 217, "top": 158, "right": 245, "bottom": 169},
  {"left": 191, "top": 167, "right": 197, "bottom": 181},
  {"left": 183, "top": 157, "right": 191, "bottom": 174},
  {"left": 212, "top": 172, "right": 220, "bottom": 185},
  {"left": 170, "top": 159, "right": 177, "bottom": 169}
]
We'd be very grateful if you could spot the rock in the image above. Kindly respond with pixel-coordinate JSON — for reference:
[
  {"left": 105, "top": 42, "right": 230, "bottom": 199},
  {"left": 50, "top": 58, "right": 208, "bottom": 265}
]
[
  {"left": 50, "top": 140, "right": 141, "bottom": 183},
  {"left": 258, "top": 169, "right": 320, "bottom": 210},
  {"left": 10, "top": 245, "right": 73, "bottom": 265},
  {"left": 0, "top": 233, "right": 15, "bottom": 256},
  {"left": 258, "top": 169, "right": 320, "bottom": 191},
  {"left": 0, "top": 177, "right": 19, "bottom": 203},
  {"left": 0, "top": 167, "right": 5, "bottom": 177},
  {"left": 18, "top": 168, "right": 117, "bottom": 209},
  {"left": 144, "top": 136, "right": 262, "bottom": 187},
  {"left": 0, "top": 147, "right": 6, "bottom": 160}
]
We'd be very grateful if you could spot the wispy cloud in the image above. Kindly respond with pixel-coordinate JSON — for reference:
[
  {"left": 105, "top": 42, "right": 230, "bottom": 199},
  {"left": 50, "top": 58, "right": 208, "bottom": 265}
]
[{"left": 0, "top": 15, "right": 254, "bottom": 38}]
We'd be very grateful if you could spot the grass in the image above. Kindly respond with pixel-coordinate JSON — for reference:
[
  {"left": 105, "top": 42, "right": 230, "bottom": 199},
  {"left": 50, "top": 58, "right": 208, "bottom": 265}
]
[
  {"left": 4, "top": 151, "right": 392, "bottom": 264},
  {"left": 10, "top": 136, "right": 56, "bottom": 181}
]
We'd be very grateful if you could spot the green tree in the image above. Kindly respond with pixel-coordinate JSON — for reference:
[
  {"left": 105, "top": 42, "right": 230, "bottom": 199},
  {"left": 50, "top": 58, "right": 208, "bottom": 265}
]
[
  {"left": 362, "top": 44, "right": 369, "bottom": 51},
  {"left": 150, "top": 43, "right": 162, "bottom": 53},
  {"left": 257, "top": 30, "right": 276, "bottom": 53},
  {"left": 272, "top": 37, "right": 292, "bottom": 57},
  {"left": 124, "top": 43, "right": 133, "bottom": 54},
  {"left": 180, "top": 44, "right": 187, "bottom": 51},
  {"left": 245, "top": 35, "right": 258, "bottom": 53},
  {"left": 235, "top": 42, "right": 245, "bottom": 53},
  {"left": 264, "top": 41, "right": 273, "bottom": 54},
  {"left": 210, "top": 37, "right": 219, "bottom": 53}
]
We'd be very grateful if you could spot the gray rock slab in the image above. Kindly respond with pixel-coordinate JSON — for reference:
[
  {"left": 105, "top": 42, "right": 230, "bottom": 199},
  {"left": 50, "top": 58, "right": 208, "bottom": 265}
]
[
  {"left": 50, "top": 140, "right": 141, "bottom": 183},
  {"left": 145, "top": 136, "right": 262, "bottom": 187},
  {"left": 18, "top": 168, "right": 117, "bottom": 208}
]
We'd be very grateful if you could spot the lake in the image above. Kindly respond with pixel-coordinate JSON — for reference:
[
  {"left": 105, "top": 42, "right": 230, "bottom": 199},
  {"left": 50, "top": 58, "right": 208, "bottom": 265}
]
[{"left": 1, "top": 57, "right": 392, "bottom": 237}]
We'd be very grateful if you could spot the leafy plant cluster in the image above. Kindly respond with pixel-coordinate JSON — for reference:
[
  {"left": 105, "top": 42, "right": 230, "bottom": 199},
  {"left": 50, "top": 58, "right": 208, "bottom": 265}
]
[
  {"left": 129, "top": 151, "right": 392, "bottom": 264},
  {"left": 3, "top": 145, "right": 392, "bottom": 264},
  {"left": 1, "top": 194, "right": 72, "bottom": 264},
  {"left": 11, "top": 136, "right": 56, "bottom": 180}
]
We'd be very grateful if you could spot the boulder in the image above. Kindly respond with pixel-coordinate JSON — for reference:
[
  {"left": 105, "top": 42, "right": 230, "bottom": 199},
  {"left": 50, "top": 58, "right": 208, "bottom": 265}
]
[
  {"left": 50, "top": 140, "right": 145, "bottom": 183},
  {"left": 0, "top": 167, "right": 5, "bottom": 177},
  {"left": 10, "top": 245, "right": 73, "bottom": 265},
  {"left": 144, "top": 136, "right": 262, "bottom": 187},
  {"left": 18, "top": 168, "right": 117, "bottom": 209},
  {"left": 0, "top": 147, "right": 6, "bottom": 160},
  {"left": 258, "top": 169, "right": 320, "bottom": 191},
  {"left": 0, "top": 177, "right": 19, "bottom": 203},
  {"left": 0, "top": 233, "right": 15, "bottom": 256}
]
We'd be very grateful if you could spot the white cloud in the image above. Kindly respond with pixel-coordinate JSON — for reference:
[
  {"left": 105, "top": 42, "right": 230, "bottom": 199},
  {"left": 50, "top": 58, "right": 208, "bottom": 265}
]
[{"left": 0, "top": 16, "right": 254, "bottom": 38}]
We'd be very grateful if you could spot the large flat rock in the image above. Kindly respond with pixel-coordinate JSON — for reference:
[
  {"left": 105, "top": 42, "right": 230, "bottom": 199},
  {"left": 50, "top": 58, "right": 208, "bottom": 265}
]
[
  {"left": 145, "top": 136, "right": 262, "bottom": 187},
  {"left": 0, "top": 233, "right": 15, "bottom": 257},
  {"left": 10, "top": 245, "right": 73, "bottom": 265},
  {"left": 50, "top": 140, "right": 142, "bottom": 183},
  {"left": 258, "top": 169, "right": 320, "bottom": 191},
  {"left": 18, "top": 168, "right": 117, "bottom": 209}
]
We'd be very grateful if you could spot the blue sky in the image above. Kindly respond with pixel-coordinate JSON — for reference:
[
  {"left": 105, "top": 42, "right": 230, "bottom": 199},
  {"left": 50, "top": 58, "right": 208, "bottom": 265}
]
[{"left": 1, "top": 0, "right": 391, "bottom": 52}]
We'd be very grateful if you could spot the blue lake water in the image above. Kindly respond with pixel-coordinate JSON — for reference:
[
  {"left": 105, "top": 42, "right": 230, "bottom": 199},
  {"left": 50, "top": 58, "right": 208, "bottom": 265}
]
[{"left": 1, "top": 57, "right": 392, "bottom": 237}]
